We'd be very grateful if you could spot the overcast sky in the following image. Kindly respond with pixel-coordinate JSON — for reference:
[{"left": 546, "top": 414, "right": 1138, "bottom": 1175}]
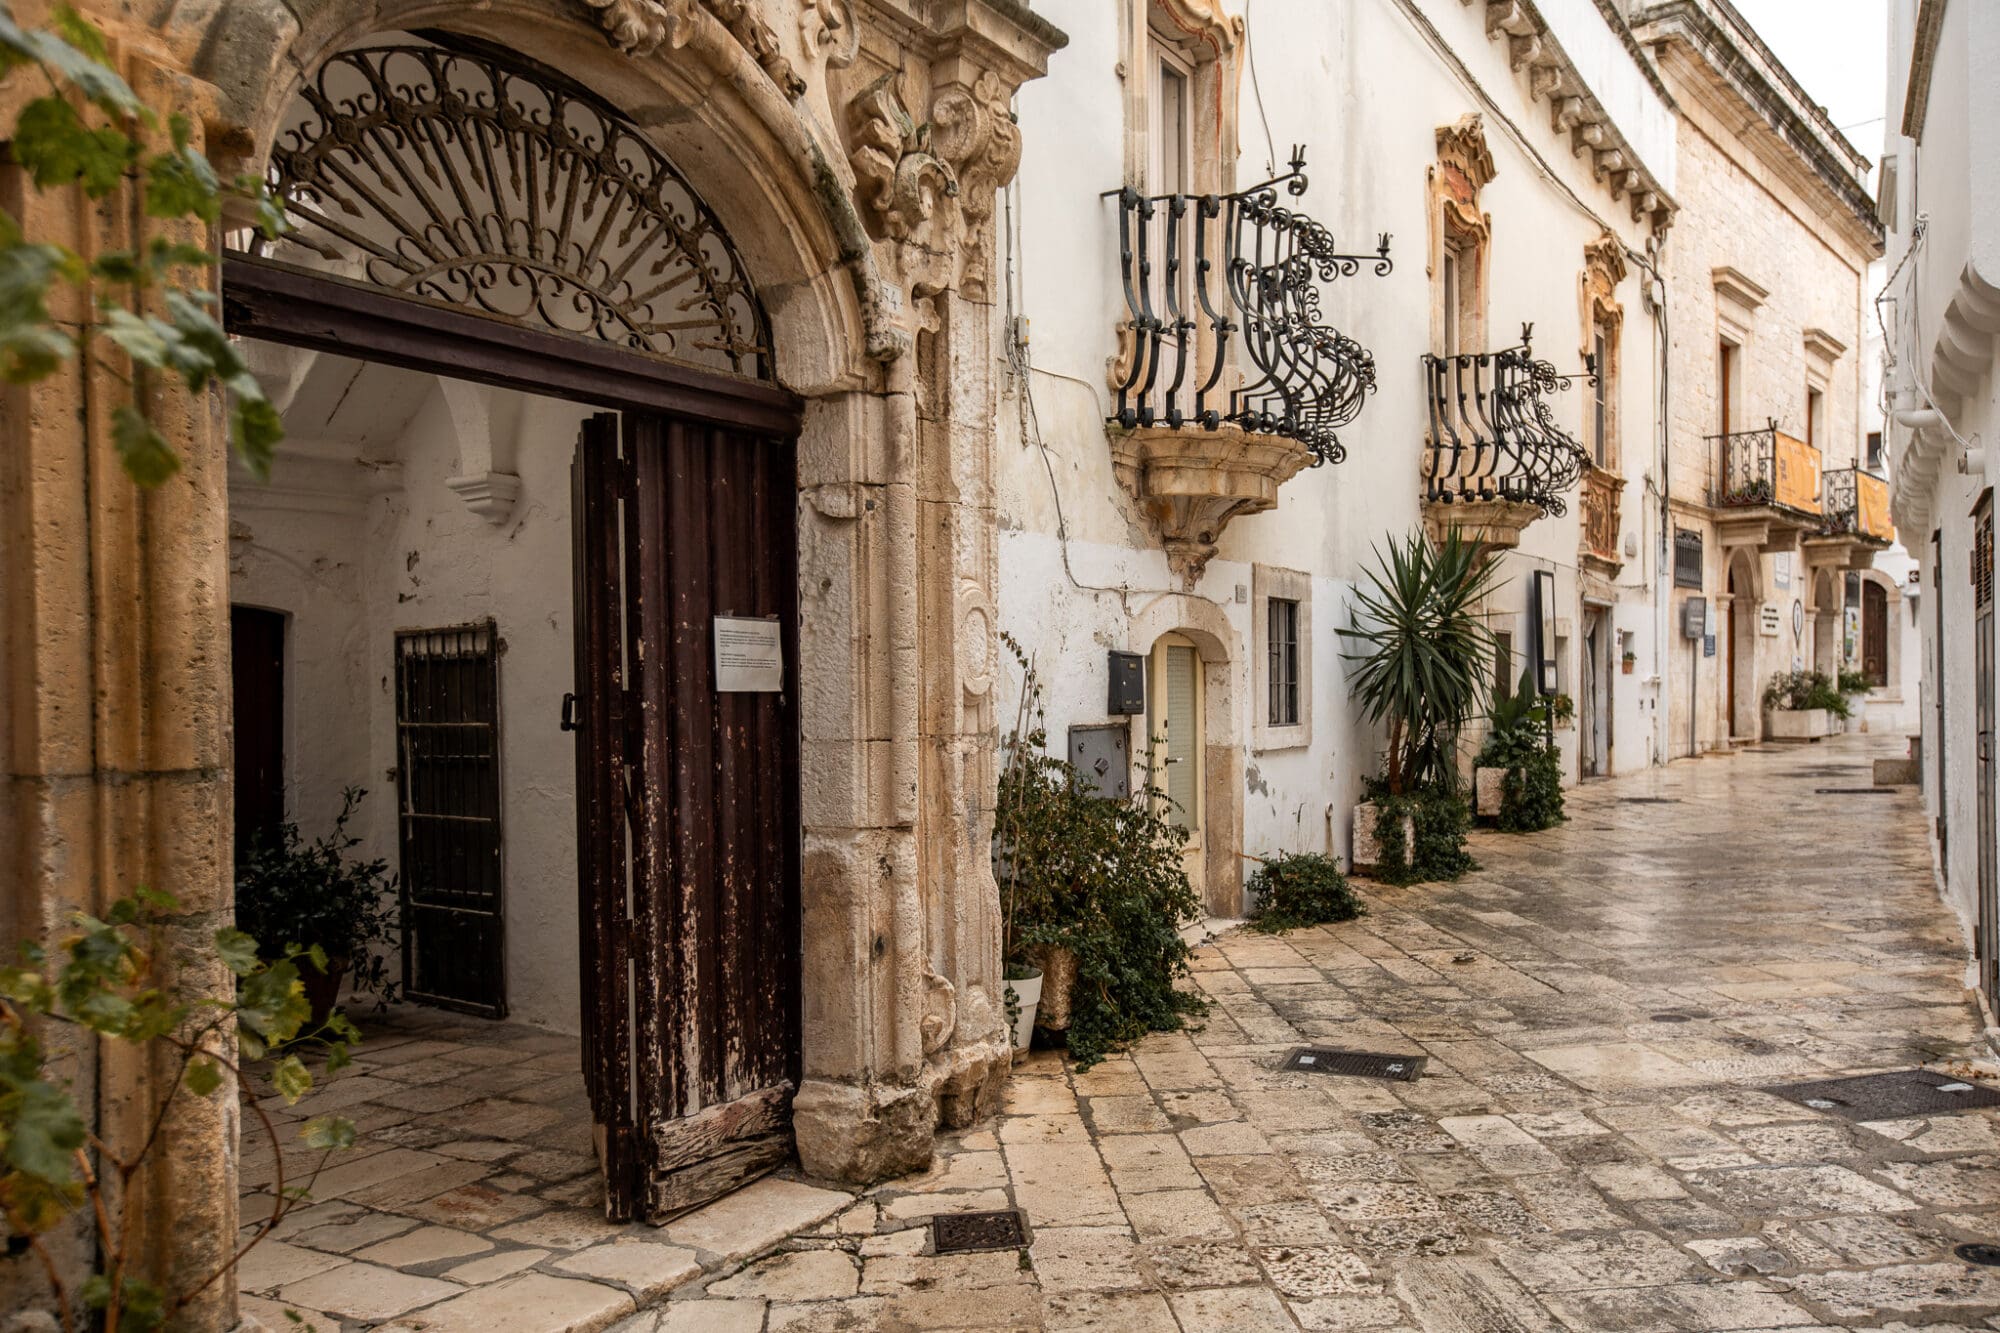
[{"left": 1727, "top": 0, "right": 1891, "bottom": 155}]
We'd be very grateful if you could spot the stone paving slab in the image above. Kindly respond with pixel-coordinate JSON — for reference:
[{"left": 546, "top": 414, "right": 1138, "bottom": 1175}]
[{"left": 244, "top": 737, "right": 2000, "bottom": 1330}]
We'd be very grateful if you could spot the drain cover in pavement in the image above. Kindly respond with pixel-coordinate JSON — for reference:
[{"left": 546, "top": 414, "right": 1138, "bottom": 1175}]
[
  {"left": 1649, "top": 1011, "right": 1710, "bottom": 1023},
  {"left": 931, "top": 1209, "right": 1027, "bottom": 1254},
  {"left": 1767, "top": 1069, "right": 2000, "bottom": 1120},
  {"left": 1619, "top": 797, "right": 1679, "bottom": 805},
  {"left": 1814, "top": 787, "right": 1894, "bottom": 795},
  {"left": 1958, "top": 1243, "right": 2000, "bottom": 1267},
  {"left": 1280, "top": 1047, "right": 1427, "bottom": 1081}
]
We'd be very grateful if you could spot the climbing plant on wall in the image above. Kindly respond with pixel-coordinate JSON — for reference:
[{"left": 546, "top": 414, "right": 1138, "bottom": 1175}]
[{"left": 0, "top": 3, "right": 287, "bottom": 486}]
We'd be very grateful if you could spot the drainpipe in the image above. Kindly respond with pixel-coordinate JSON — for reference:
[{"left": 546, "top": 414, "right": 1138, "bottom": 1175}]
[{"left": 1630, "top": 233, "right": 1674, "bottom": 767}]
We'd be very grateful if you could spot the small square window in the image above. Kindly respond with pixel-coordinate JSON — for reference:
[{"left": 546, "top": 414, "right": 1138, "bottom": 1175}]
[
  {"left": 1867, "top": 430, "right": 1884, "bottom": 472},
  {"left": 1268, "top": 597, "right": 1300, "bottom": 727}
]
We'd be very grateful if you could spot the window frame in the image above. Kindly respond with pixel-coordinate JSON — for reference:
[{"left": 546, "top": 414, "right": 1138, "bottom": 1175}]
[{"left": 1252, "top": 564, "right": 1313, "bottom": 751}]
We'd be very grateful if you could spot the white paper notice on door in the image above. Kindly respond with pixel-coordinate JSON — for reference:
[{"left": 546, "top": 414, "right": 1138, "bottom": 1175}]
[{"left": 713, "top": 616, "right": 783, "bottom": 692}]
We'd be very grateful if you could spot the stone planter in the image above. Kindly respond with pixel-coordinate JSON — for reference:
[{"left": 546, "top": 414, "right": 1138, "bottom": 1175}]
[
  {"left": 1474, "top": 767, "right": 1507, "bottom": 821},
  {"left": 1351, "top": 802, "right": 1415, "bottom": 877},
  {"left": 1767, "top": 707, "right": 1834, "bottom": 740},
  {"left": 1004, "top": 966, "right": 1043, "bottom": 1054}
]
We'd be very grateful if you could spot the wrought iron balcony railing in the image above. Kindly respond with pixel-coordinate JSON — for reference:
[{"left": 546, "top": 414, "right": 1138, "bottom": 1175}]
[
  {"left": 1819, "top": 466, "right": 1894, "bottom": 542},
  {"left": 1421, "top": 325, "right": 1591, "bottom": 517},
  {"left": 1707, "top": 421, "right": 1821, "bottom": 515},
  {"left": 1108, "top": 148, "right": 1391, "bottom": 465}
]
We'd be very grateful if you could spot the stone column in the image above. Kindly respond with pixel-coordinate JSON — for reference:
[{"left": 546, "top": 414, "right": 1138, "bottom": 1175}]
[{"left": 0, "top": 40, "right": 240, "bottom": 1330}]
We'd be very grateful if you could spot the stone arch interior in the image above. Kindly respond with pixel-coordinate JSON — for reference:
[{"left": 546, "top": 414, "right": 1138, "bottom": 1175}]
[
  {"left": 223, "top": 28, "right": 813, "bottom": 1227},
  {"left": 1726, "top": 552, "right": 1760, "bottom": 742}
]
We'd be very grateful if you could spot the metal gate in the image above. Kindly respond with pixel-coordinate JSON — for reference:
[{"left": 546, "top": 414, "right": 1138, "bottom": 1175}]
[
  {"left": 570, "top": 411, "right": 802, "bottom": 1223},
  {"left": 395, "top": 622, "right": 506, "bottom": 1017},
  {"left": 1976, "top": 497, "right": 1996, "bottom": 1014}
]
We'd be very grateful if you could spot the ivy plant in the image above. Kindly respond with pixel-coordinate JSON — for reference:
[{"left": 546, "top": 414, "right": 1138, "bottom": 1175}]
[
  {"left": 994, "top": 634, "right": 1207, "bottom": 1068},
  {"left": 1, "top": 890, "right": 361, "bottom": 1332},
  {"left": 0, "top": 3, "right": 288, "bottom": 487},
  {"left": 1245, "top": 852, "right": 1361, "bottom": 934}
]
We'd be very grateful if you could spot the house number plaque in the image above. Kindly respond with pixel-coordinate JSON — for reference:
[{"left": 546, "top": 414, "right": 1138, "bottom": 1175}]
[{"left": 714, "top": 616, "right": 783, "bottom": 692}]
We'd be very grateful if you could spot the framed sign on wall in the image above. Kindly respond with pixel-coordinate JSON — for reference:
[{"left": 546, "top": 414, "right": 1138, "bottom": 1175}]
[{"left": 1532, "top": 569, "right": 1559, "bottom": 696}]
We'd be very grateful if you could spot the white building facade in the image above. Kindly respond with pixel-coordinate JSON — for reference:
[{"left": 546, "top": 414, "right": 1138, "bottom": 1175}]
[{"left": 1881, "top": 0, "right": 2000, "bottom": 1023}]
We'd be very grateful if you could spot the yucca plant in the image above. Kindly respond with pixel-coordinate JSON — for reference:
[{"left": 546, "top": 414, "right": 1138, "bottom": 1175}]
[{"left": 1341, "top": 527, "right": 1503, "bottom": 795}]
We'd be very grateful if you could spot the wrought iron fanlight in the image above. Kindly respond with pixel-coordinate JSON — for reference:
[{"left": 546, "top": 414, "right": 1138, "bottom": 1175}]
[
  {"left": 1422, "top": 324, "right": 1594, "bottom": 517},
  {"left": 1107, "top": 147, "right": 1391, "bottom": 465},
  {"left": 241, "top": 38, "right": 772, "bottom": 380}
]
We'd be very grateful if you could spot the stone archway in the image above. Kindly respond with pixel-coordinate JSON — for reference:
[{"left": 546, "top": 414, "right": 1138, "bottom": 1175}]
[
  {"left": 1, "top": 0, "right": 1063, "bottom": 1318},
  {"left": 1725, "top": 549, "right": 1762, "bottom": 742},
  {"left": 1126, "top": 595, "right": 1245, "bottom": 916}
]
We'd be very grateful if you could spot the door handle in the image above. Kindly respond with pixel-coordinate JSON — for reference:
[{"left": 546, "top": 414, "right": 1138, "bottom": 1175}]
[{"left": 560, "top": 693, "right": 578, "bottom": 732}]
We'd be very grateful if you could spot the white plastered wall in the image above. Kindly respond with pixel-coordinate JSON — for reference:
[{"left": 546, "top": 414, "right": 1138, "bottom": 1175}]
[{"left": 229, "top": 345, "right": 594, "bottom": 1033}]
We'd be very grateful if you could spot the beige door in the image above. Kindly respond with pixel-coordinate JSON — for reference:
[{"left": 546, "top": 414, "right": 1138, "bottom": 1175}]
[{"left": 1149, "top": 635, "right": 1205, "bottom": 897}]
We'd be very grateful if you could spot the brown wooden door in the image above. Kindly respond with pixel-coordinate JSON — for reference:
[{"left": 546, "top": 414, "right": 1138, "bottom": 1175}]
[
  {"left": 230, "top": 606, "right": 287, "bottom": 854},
  {"left": 571, "top": 411, "right": 801, "bottom": 1223},
  {"left": 1864, "top": 580, "right": 1889, "bottom": 687}
]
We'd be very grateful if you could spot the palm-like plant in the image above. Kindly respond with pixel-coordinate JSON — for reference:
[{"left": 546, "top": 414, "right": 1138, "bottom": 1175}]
[{"left": 1341, "top": 528, "right": 1503, "bottom": 795}]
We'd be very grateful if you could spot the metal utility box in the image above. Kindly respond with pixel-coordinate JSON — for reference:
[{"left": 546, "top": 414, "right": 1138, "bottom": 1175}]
[
  {"left": 1681, "top": 596, "right": 1708, "bottom": 639},
  {"left": 1067, "top": 725, "right": 1130, "bottom": 799},
  {"left": 1107, "top": 651, "right": 1146, "bottom": 715}
]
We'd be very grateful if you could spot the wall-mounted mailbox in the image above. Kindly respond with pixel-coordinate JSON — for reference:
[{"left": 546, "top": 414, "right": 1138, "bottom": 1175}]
[
  {"left": 1067, "top": 724, "right": 1130, "bottom": 799},
  {"left": 1681, "top": 595, "right": 1707, "bottom": 639},
  {"left": 1107, "top": 650, "right": 1146, "bottom": 715}
]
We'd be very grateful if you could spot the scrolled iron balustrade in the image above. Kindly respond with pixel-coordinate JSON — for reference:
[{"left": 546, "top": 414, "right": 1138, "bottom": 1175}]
[
  {"left": 1819, "top": 465, "right": 1861, "bottom": 535},
  {"left": 1421, "top": 324, "right": 1593, "bottom": 517},
  {"left": 1107, "top": 147, "right": 1391, "bottom": 465},
  {"left": 1708, "top": 421, "right": 1782, "bottom": 509}
]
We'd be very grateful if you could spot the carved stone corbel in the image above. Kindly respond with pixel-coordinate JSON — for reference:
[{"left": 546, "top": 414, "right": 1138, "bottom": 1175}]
[{"left": 706, "top": 0, "right": 807, "bottom": 98}]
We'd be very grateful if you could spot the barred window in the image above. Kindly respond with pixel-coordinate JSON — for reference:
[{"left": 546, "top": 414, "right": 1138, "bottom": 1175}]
[{"left": 1268, "top": 597, "right": 1300, "bottom": 727}]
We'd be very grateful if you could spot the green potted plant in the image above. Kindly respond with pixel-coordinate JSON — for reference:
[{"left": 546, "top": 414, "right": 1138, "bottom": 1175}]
[
  {"left": 994, "top": 636, "right": 1206, "bottom": 1065},
  {"left": 1473, "top": 669, "right": 1565, "bottom": 831},
  {"left": 1340, "top": 527, "right": 1498, "bottom": 882},
  {"left": 235, "top": 786, "right": 401, "bottom": 1023}
]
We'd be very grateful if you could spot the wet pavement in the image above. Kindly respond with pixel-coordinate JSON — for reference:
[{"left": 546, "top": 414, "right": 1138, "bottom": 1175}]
[{"left": 247, "top": 735, "right": 2000, "bottom": 1331}]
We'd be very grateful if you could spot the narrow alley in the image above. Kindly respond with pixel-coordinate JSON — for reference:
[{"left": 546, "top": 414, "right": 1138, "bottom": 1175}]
[{"left": 243, "top": 735, "right": 2000, "bottom": 1331}]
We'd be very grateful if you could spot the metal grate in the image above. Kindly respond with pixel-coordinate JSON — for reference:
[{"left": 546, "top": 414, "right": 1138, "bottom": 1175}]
[
  {"left": 1815, "top": 787, "right": 1895, "bottom": 796},
  {"left": 1957, "top": 1243, "right": 2000, "bottom": 1267},
  {"left": 1280, "top": 1047, "right": 1427, "bottom": 1082},
  {"left": 1767, "top": 1069, "right": 2000, "bottom": 1121},
  {"left": 931, "top": 1209, "right": 1028, "bottom": 1254},
  {"left": 1619, "top": 797, "right": 1680, "bottom": 805},
  {"left": 395, "top": 621, "right": 505, "bottom": 1017}
]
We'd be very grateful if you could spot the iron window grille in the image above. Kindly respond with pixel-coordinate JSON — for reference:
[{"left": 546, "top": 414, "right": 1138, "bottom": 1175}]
[
  {"left": 1107, "top": 147, "right": 1392, "bottom": 465},
  {"left": 1268, "top": 597, "right": 1300, "bottom": 727},
  {"left": 1421, "top": 323, "right": 1593, "bottom": 516}
]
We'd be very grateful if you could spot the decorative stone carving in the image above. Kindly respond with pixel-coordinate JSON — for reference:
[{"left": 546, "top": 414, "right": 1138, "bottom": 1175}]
[
  {"left": 1436, "top": 113, "right": 1498, "bottom": 199},
  {"left": 848, "top": 74, "right": 958, "bottom": 242},
  {"left": 930, "top": 71, "right": 1019, "bottom": 303},
  {"left": 706, "top": 0, "right": 807, "bottom": 98},
  {"left": 1111, "top": 424, "right": 1313, "bottom": 586},
  {"left": 1423, "top": 498, "right": 1543, "bottom": 556},
  {"left": 800, "top": 0, "right": 857, "bottom": 68},
  {"left": 847, "top": 69, "right": 1021, "bottom": 301},
  {"left": 577, "top": 0, "right": 804, "bottom": 98},
  {"left": 578, "top": 0, "right": 697, "bottom": 57}
]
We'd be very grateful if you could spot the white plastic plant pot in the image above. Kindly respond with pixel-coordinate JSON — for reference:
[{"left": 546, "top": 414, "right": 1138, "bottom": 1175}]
[
  {"left": 1005, "top": 966, "right": 1043, "bottom": 1054},
  {"left": 1767, "top": 708, "right": 1831, "bottom": 740}
]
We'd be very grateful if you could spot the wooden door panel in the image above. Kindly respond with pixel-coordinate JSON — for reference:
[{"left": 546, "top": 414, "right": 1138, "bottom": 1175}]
[
  {"left": 230, "top": 606, "right": 287, "bottom": 853},
  {"left": 573, "top": 412, "right": 800, "bottom": 1223}
]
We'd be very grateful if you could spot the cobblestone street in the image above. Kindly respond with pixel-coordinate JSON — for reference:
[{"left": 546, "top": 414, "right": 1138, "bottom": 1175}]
[
  {"left": 646, "top": 735, "right": 2000, "bottom": 1331},
  {"left": 244, "top": 736, "right": 2000, "bottom": 1330}
]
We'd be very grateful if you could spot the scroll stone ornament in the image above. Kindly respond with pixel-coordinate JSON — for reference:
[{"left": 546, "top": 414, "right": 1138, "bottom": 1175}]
[
  {"left": 929, "top": 70, "right": 1018, "bottom": 303},
  {"left": 849, "top": 74, "right": 959, "bottom": 242}
]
